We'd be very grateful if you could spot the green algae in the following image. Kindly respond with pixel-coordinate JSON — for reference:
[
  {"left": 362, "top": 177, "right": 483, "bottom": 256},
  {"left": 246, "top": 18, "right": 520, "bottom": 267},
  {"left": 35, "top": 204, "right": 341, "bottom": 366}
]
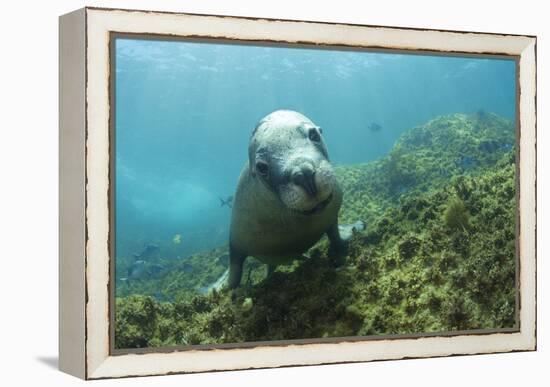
[
  {"left": 443, "top": 197, "right": 470, "bottom": 232},
  {"left": 114, "top": 112, "right": 517, "bottom": 349}
]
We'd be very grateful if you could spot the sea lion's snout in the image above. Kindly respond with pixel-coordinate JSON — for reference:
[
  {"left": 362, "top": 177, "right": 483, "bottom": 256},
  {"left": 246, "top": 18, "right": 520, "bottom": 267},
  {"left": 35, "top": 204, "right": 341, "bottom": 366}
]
[
  {"left": 290, "top": 163, "right": 317, "bottom": 197},
  {"left": 280, "top": 158, "right": 335, "bottom": 214}
]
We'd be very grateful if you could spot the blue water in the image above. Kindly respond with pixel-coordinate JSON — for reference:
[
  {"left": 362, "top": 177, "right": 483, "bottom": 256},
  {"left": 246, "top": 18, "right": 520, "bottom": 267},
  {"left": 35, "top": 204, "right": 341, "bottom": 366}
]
[{"left": 115, "top": 37, "right": 516, "bottom": 260}]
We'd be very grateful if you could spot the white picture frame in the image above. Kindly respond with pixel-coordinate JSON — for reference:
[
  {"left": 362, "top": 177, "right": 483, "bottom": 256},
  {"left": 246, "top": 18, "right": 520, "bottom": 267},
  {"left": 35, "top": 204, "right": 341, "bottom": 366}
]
[{"left": 59, "top": 7, "right": 537, "bottom": 380}]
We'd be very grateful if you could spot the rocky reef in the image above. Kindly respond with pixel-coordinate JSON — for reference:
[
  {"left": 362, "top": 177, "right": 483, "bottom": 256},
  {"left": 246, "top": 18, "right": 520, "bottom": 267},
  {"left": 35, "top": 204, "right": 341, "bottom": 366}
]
[{"left": 115, "top": 112, "right": 517, "bottom": 349}]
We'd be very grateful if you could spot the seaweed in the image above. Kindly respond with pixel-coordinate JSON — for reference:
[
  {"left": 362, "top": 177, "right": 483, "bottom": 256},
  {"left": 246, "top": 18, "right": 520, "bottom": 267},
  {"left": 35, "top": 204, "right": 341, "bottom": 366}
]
[{"left": 443, "top": 197, "right": 470, "bottom": 232}]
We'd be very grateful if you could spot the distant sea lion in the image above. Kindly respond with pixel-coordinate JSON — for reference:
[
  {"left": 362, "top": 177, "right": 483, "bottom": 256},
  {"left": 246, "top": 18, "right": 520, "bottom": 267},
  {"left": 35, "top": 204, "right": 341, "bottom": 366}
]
[{"left": 227, "top": 110, "right": 364, "bottom": 289}]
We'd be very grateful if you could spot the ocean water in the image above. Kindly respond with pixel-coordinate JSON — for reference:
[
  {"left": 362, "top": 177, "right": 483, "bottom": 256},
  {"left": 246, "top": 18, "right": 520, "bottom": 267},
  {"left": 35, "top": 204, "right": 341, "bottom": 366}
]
[{"left": 114, "top": 37, "right": 516, "bottom": 262}]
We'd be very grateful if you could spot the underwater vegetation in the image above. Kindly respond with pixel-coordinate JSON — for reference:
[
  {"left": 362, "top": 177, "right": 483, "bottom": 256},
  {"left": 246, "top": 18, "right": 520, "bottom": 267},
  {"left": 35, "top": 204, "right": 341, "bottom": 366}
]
[
  {"left": 336, "top": 112, "right": 514, "bottom": 225},
  {"left": 443, "top": 197, "right": 470, "bottom": 232},
  {"left": 115, "top": 112, "right": 517, "bottom": 349}
]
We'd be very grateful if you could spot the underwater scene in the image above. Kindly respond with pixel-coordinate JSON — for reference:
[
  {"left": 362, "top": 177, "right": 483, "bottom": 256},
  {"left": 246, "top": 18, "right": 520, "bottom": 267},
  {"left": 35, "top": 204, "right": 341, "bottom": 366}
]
[{"left": 113, "top": 37, "right": 517, "bottom": 349}]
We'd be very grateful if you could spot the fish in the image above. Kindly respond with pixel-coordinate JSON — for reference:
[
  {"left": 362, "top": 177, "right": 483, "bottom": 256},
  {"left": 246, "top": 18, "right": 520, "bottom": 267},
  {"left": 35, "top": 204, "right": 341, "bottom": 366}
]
[
  {"left": 219, "top": 195, "right": 233, "bottom": 208},
  {"left": 172, "top": 234, "right": 182, "bottom": 245},
  {"left": 132, "top": 244, "right": 160, "bottom": 261},
  {"left": 367, "top": 122, "right": 382, "bottom": 132},
  {"left": 457, "top": 155, "right": 476, "bottom": 170}
]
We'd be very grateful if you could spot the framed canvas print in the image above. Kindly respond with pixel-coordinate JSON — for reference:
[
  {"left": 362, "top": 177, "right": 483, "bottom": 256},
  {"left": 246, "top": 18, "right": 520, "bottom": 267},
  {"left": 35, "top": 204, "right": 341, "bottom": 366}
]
[{"left": 59, "top": 7, "right": 537, "bottom": 380}]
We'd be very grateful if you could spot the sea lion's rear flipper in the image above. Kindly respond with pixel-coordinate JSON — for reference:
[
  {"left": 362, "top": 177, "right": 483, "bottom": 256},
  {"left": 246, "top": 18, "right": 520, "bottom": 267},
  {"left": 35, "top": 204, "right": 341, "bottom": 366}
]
[
  {"left": 203, "top": 269, "right": 229, "bottom": 294},
  {"left": 338, "top": 220, "right": 366, "bottom": 241},
  {"left": 227, "top": 246, "right": 247, "bottom": 289},
  {"left": 327, "top": 221, "right": 366, "bottom": 266}
]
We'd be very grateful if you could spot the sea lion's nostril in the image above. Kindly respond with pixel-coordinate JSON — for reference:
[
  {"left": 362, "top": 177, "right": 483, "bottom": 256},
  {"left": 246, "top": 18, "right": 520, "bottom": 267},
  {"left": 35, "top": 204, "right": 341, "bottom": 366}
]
[{"left": 292, "top": 166, "right": 317, "bottom": 197}]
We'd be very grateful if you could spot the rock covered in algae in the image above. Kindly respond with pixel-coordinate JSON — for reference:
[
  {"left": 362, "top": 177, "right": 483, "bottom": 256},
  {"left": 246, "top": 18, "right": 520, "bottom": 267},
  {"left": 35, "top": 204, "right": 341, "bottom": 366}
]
[
  {"left": 114, "top": 112, "right": 517, "bottom": 349},
  {"left": 241, "top": 297, "right": 253, "bottom": 312}
]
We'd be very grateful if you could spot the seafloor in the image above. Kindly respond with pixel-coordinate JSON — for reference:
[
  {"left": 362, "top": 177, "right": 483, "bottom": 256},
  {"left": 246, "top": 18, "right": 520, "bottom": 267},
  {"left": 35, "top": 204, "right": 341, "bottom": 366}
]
[{"left": 115, "top": 112, "right": 517, "bottom": 349}]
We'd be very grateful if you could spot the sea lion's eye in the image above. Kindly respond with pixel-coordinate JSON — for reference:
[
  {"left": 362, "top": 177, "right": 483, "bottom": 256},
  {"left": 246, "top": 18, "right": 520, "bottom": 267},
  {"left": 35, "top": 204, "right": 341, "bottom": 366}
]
[
  {"left": 308, "top": 128, "right": 321, "bottom": 142},
  {"left": 256, "top": 160, "right": 269, "bottom": 176}
]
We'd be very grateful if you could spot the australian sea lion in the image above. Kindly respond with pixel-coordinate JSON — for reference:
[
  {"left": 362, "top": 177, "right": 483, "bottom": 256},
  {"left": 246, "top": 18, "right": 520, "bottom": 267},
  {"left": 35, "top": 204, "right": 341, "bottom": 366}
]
[{"left": 227, "top": 110, "right": 364, "bottom": 289}]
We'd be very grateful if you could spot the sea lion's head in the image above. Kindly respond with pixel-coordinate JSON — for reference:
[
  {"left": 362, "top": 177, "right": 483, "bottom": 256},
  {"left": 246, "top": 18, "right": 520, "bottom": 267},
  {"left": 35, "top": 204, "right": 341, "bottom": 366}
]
[{"left": 248, "top": 110, "right": 338, "bottom": 215}]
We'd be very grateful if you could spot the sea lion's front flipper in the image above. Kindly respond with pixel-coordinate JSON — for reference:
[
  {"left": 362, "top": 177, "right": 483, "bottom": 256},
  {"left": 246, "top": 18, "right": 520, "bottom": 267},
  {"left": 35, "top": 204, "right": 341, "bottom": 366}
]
[
  {"left": 227, "top": 245, "right": 247, "bottom": 289},
  {"left": 326, "top": 222, "right": 347, "bottom": 266}
]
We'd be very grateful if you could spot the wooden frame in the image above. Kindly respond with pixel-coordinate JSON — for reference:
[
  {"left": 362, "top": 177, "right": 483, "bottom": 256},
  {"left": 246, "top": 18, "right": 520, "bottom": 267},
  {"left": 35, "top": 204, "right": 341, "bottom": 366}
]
[{"left": 59, "top": 7, "right": 537, "bottom": 380}]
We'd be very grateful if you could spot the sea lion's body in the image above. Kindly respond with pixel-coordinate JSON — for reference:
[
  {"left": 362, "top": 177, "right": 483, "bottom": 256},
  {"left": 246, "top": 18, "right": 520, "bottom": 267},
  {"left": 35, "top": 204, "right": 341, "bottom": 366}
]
[
  {"left": 227, "top": 110, "right": 358, "bottom": 288},
  {"left": 230, "top": 163, "right": 343, "bottom": 266}
]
